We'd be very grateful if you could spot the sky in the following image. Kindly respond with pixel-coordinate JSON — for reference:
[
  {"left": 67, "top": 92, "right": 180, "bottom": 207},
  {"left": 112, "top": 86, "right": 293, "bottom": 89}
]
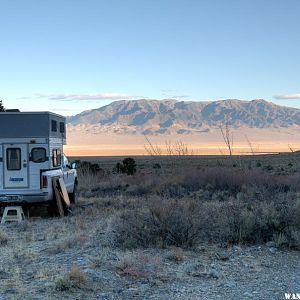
[{"left": 0, "top": 0, "right": 300, "bottom": 115}]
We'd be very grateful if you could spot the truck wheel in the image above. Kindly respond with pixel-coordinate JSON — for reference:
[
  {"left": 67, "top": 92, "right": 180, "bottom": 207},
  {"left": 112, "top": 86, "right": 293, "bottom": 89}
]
[{"left": 69, "top": 182, "right": 78, "bottom": 204}]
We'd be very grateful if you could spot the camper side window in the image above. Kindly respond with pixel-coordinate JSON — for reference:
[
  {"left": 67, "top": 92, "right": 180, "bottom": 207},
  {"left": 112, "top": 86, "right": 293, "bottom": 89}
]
[
  {"left": 52, "top": 149, "right": 62, "bottom": 167},
  {"left": 31, "top": 148, "right": 46, "bottom": 163},
  {"left": 59, "top": 122, "right": 65, "bottom": 133},
  {"left": 7, "top": 148, "right": 21, "bottom": 170},
  {"left": 51, "top": 120, "right": 57, "bottom": 132}
]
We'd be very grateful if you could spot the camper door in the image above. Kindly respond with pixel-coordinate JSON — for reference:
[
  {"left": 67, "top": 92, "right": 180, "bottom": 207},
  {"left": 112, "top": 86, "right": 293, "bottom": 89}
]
[{"left": 3, "top": 144, "right": 29, "bottom": 188}]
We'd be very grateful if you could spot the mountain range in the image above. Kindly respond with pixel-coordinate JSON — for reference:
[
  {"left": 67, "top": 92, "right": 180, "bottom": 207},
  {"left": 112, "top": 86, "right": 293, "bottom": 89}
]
[{"left": 67, "top": 99, "right": 300, "bottom": 135}]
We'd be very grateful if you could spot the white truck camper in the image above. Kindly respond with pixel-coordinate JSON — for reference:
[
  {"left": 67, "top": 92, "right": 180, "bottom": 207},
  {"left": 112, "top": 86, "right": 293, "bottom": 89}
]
[{"left": 0, "top": 111, "right": 78, "bottom": 211}]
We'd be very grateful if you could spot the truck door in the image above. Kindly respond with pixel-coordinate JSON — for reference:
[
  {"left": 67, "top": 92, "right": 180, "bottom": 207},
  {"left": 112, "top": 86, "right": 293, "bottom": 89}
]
[{"left": 3, "top": 144, "right": 29, "bottom": 189}]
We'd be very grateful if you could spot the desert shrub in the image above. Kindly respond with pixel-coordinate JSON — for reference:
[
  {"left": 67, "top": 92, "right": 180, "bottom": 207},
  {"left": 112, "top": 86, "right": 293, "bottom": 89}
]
[
  {"left": 107, "top": 192, "right": 300, "bottom": 248},
  {"left": 55, "top": 265, "right": 87, "bottom": 291},
  {"left": 79, "top": 163, "right": 300, "bottom": 198},
  {"left": 122, "top": 158, "right": 137, "bottom": 175},
  {"left": 108, "top": 197, "right": 213, "bottom": 248},
  {"left": 114, "top": 157, "right": 137, "bottom": 175},
  {"left": 78, "top": 161, "right": 103, "bottom": 175},
  {"left": 68, "top": 265, "right": 87, "bottom": 288},
  {"left": 175, "top": 167, "right": 297, "bottom": 196},
  {"left": 285, "top": 196, "right": 300, "bottom": 249},
  {"left": 153, "top": 163, "right": 161, "bottom": 169},
  {"left": 263, "top": 164, "right": 274, "bottom": 171}
]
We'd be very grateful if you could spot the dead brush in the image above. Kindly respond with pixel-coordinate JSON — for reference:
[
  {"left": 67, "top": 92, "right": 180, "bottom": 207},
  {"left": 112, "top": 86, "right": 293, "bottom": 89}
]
[
  {"left": 68, "top": 265, "right": 87, "bottom": 288},
  {"left": 55, "top": 265, "right": 87, "bottom": 291},
  {"left": 116, "top": 252, "right": 162, "bottom": 279}
]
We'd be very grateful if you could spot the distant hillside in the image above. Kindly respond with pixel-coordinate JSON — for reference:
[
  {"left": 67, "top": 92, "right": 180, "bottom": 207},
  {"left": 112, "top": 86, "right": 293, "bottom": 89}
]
[{"left": 67, "top": 99, "right": 300, "bottom": 135}]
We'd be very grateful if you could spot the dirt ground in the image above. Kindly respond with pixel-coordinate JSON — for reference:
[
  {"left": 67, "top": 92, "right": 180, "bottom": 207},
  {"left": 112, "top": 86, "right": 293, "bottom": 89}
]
[{"left": 0, "top": 201, "right": 299, "bottom": 300}]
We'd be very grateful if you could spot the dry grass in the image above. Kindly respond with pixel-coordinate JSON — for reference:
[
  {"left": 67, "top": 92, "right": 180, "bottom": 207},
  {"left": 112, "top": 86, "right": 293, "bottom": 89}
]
[
  {"left": 55, "top": 265, "right": 87, "bottom": 291},
  {"left": 116, "top": 251, "right": 162, "bottom": 279}
]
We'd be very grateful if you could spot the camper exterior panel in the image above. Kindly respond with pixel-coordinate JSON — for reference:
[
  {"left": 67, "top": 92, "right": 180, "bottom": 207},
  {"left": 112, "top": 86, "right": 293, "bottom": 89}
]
[
  {"left": 28, "top": 143, "right": 50, "bottom": 190},
  {"left": 3, "top": 143, "right": 29, "bottom": 189},
  {"left": 49, "top": 138, "right": 64, "bottom": 168},
  {"left": 0, "top": 112, "right": 66, "bottom": 140},
  {"left": 0, "top": 113, "right": 49, "bottom": 138},
  {"left": 0, "top": 138, "right": 48, "bottom": 144}
]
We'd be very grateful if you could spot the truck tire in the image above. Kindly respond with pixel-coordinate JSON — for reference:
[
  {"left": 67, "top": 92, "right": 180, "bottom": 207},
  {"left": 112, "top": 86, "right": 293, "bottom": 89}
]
[{"left": 69, "top": 182, "right": 78, "bottom": 204}]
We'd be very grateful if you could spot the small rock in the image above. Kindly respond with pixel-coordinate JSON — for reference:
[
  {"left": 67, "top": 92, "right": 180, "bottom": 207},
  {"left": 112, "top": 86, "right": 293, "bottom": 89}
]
[{"left": 232, "top": 245, "right": 242, "bottom": 253}]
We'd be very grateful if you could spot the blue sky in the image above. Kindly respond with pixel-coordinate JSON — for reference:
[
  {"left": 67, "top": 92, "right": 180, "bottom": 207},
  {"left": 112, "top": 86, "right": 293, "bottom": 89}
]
[{"left": 0, "top": 0, "right": 299, "bottom": 115}]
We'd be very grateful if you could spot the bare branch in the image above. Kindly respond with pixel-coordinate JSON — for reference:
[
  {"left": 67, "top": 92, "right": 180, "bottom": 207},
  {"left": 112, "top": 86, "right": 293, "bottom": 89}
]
[
  {"left": 288, "top": 144, "right": 294, "bottom": 153},
  {"left": 219, "top": 118, "right": 233, "bottom": 156},
  {"left": 143, "top": 134, "right": 162, "bottom": 156}
]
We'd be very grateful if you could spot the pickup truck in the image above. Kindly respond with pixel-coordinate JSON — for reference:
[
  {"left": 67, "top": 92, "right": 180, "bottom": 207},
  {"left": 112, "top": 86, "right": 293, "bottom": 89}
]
[{"left": 0, "top": 151, "right": 78, "bottom": 212}]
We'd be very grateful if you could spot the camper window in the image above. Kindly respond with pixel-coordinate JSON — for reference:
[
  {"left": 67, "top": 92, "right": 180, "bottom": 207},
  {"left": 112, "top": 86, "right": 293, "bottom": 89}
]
[
  {"left": 7, "top": 148, "right": 21, "bottom": 170},
  {"left": 51, "top": 120, "right": 57, "bottom": 132},
  {"left": 31, "top": 148, "right": 46, "bottom": 163},
  {"left": 59, "top": 122, "right": 65, "bottom": 133},
  {"left": 52, "top": 149, "right": 62, "bottom": 167}
]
